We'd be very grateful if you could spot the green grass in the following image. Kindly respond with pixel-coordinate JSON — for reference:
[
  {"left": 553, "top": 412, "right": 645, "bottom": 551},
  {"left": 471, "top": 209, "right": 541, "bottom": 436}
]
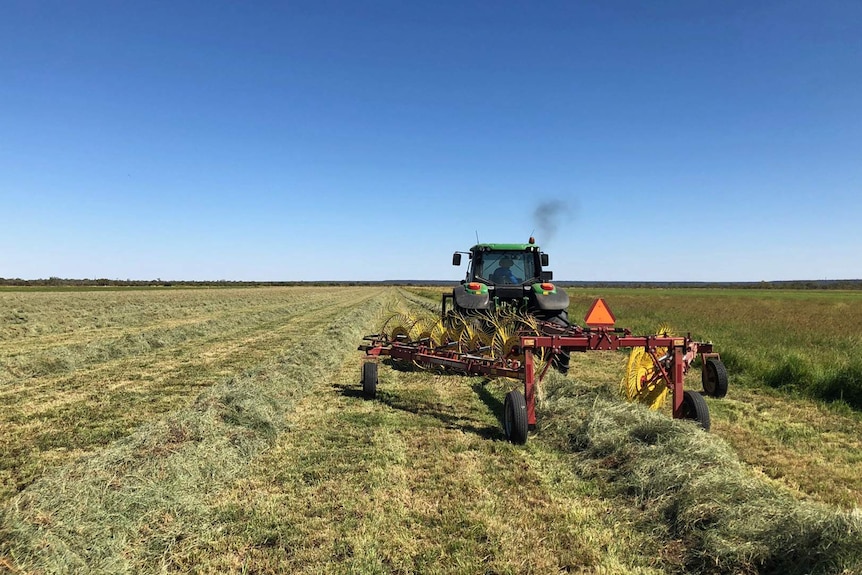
[{"left": 563, "top": 287, "right": 862, "bottom": 408}]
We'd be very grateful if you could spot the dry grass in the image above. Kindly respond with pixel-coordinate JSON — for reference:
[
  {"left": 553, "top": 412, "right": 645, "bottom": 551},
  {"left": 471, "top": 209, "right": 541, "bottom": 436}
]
[
  {"left": 2, "top": 286, "right": 668, "bottom": 574},
  {"left": 1, "top": 286, "right": 386, "bottom": 573},
  {"left": 4, "top": 286, "right": 862, "bottom": 574},
  {"left": 154, "top": 348, "right": 665, "bottom": 574},
  {"left": 0, "top": 287, "right": 368, "bottom": 503}
]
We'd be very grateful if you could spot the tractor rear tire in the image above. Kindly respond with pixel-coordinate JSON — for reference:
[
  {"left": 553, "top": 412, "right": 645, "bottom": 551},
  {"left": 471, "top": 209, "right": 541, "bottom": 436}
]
[
  {"left": 548, "top": 312, "right": 571, "bottom": 374},
  {"left": 702, "top": 358, "right": 728, "bottom": 398},
  {"left": 361, "top": 362, "right": 378, "bottom": 399},
  {"left": 503, "top": 389, "right": 528, "bottom": 444},
  {"left": 680, "top": 390, "right": 710, "bottom": 431}
]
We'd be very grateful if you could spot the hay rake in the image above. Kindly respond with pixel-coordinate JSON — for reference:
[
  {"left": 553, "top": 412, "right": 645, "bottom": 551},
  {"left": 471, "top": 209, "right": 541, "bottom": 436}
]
[{"left": 359, "top": 299, "right": 728, "bottom": 444}]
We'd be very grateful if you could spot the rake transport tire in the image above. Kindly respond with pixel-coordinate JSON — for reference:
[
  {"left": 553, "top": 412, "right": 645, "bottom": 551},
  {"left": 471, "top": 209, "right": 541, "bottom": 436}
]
[
  {"left": 680, "top": 390, "right": 710, "bottom": 431},
  {"left": 361, "top": 362, "right": 378, "bottom": 399},
  {"left": 503, "top": 390, "right": 528, "bottom": 444},
  {"left": 702, "top": 358, "right": 728, "bottom": 399}
]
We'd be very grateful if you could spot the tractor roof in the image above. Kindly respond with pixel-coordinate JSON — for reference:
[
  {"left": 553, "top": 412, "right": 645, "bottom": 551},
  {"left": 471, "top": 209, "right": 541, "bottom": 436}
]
[{"left": 471, "top": 243, "right": 539, "bottom": 251}]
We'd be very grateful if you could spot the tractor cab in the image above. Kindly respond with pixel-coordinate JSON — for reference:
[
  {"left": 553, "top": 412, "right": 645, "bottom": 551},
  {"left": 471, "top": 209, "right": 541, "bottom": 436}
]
[
  {"left": 446, "top": 238, "right": 568, "bottom": 321},
  {"left": 452, "top": 240, "right": 552, "bottom": 287},
  {"left": 473, "top": 250, "right": 534, "bottom": 285}
]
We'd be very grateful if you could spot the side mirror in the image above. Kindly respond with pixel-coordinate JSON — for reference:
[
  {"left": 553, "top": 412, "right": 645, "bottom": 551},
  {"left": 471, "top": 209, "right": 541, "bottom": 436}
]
[
  {"left": 541, "top": 253, "right": 549, "bottom": 267},
  {"left": 452, "top": 253, "right": 462, "bottom": 266},
  {"left": 541, "top": 271, "right": 553, "bottom": 281}
]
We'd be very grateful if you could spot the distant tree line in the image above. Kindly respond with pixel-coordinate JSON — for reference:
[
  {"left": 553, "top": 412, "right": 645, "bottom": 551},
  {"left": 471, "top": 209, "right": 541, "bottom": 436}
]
[
  {"left": 1, "top": 277, "right": 861, "bottom": 289},
  {"left": 0, "top": 277, "right": 401, "bottom": 287},
  {"left": 556, "top": 280, "right": 862, "bottom": 290}
]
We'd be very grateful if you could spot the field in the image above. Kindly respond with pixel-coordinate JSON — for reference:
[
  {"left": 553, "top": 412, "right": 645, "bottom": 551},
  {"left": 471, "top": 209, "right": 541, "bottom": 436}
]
[{"left": 1, "top": 286, "right": 861, "bottom": 574}]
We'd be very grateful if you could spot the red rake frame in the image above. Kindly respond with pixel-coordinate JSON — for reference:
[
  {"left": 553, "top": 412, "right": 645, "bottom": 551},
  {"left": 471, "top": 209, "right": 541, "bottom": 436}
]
[
  {"left": 359, "top": 325, "right": 720, "bottom": 440},
  {"left": 518, "top": 328, "right": 716, "bottom": 428}
]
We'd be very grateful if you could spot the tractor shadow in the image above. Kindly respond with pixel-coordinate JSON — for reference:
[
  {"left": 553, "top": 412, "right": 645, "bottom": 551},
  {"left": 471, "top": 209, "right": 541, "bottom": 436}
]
[{"left": 333, "top": 370, "right": 507, "bottom": 441}]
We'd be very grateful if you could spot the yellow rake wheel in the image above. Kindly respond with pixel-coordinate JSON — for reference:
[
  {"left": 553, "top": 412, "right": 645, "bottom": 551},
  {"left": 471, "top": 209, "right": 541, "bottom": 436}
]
[
  {"left": 429, "top": 319, "right": 450, "bottom": 348},
  {"left": 376, "top": 307, "right": 549, "bottom": 364},
  {"left": 621, "top": 325, "right": 673, "bottom": 410},
  {"left": 408, "top": 314, "right": 437, "bottom": 343},
  {"left": 383, "top": 314, "right": 413, "bottom": 342},
  {"left": 490, "top": 314, "right": 521, "bottom": 359},
  {"left": 458, "top": 318, "right": 491, "bottom": 353}
]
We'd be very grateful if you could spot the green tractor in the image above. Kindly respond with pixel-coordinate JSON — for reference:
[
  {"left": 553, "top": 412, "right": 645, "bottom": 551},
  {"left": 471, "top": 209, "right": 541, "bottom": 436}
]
[{"left": 443, "top": 238, "right": 571, "bottom": 371}]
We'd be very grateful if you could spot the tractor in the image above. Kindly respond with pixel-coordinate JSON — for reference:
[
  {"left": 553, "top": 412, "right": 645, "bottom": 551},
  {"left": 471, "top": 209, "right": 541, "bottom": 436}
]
[
  {"left": 442, "top": 237, "right": 572, "bottom": 371},
  {"left": 360, "top": 236, "right": 728, "bottom": 442},
  {"left": 443, "top": 237, "right": 569, "bottom": 324}
]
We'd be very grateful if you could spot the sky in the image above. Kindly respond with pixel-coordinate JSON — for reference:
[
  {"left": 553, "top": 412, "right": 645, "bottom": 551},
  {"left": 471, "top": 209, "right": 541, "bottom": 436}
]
[{"left": 1, "top": 1, "right": 860, "bottom": 282}]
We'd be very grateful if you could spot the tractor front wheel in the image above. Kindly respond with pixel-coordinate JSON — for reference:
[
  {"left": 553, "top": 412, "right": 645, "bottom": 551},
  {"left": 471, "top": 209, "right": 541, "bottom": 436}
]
[
  {"left": 503, "top": 390, "right": 528, "bottom": 444},
  {"left": 680, "top": 390, "right": 710, "bottom": 431}
]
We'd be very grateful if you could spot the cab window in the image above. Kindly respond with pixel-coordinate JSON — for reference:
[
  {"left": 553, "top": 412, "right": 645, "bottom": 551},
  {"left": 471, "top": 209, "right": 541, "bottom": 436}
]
[{"left": 476, "top": 252, "right": 535, "bottom": 284}]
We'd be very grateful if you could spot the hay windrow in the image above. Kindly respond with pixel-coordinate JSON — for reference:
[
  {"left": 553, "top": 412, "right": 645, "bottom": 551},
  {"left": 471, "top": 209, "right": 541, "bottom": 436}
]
[
  {"left": 0, "top": 288, "right": 372, "bottom": 511},
  {"left": 1, "top": 289, "right": 388, "bottom": 573},
  {"left": 538, "top": 371, "right": 862, "bottom": 575}
]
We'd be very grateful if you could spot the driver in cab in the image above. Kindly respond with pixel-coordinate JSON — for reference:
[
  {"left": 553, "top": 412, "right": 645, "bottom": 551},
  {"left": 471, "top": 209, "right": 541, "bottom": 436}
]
[{"left": 490, "top": 256, "right": 520, "bottom": 284}]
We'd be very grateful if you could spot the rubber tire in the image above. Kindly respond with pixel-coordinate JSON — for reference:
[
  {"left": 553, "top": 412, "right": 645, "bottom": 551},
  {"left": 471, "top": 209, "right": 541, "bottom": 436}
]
[
  {"left": 361, "top": 362, "right": 377, "bottom": 399},
  {"left": 548, "top": 311, "right": 571, "bottom": 375},
  {"left": 702, "top": 358, "right": 728, "bottom": 399},
  {"left": 680, "top": 390, "right": 710, "bottom": 431},
  {"left": 503, "top": 390, "right": 528, "bottom": 444}
]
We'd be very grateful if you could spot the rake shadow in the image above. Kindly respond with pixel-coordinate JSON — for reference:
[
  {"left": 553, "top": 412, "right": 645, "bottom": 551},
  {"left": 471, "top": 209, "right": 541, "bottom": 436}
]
[
  {"left": 333, "top": 382, "right": 367, "bottom": 400},
  {"left": 471, "top": 379, "right": 506, "bottom": 425},
  {"left": 333, "top": 378, "right": 504, "bottom": 440}
]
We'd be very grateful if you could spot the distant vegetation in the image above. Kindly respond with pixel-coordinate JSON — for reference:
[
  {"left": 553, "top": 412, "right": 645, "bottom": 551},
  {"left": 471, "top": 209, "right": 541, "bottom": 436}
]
[
  {"left": 0, "top": 277, "right": 384, "bottom": 288},
  {"left": 2, "top": 277, "right": 862, "bottom": 289},
  {"left": 562, "top": 287, "right": 862, "bottom": 411}
]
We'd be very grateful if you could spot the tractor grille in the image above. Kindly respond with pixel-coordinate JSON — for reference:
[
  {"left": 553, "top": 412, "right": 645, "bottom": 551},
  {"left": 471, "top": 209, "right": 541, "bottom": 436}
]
[{"left": 493, "top": 286, "right": 525, "bottom": 300}]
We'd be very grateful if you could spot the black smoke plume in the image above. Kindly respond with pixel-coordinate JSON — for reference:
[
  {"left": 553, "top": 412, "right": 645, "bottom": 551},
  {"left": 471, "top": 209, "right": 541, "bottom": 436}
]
[{"left": 533, "top": 199, "right": 576, "bottom": 244}]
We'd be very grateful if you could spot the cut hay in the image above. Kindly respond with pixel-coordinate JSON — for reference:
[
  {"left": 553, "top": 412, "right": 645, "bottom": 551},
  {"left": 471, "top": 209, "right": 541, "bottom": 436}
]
[
  {"left": 0, "top": 292, "right": 388, "bottom": 573},
  {"left": 539, "top": 373, "right": 862, "bottom": 575}
]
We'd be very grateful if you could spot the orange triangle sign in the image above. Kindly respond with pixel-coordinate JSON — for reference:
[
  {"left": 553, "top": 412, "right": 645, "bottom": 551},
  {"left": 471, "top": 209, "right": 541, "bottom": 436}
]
[{"left": 584, "top": 298, "right": 616, "bottom": 327}]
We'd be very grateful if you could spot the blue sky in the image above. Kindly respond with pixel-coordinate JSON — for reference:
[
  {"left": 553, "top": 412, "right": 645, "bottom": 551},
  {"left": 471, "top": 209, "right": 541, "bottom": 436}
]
[{"left": 2, "top": 1, "right": 860, "bottom": 281}]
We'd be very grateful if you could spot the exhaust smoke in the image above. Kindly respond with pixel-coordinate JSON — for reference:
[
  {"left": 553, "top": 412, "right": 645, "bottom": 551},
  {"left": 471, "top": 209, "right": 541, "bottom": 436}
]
[{"left": 533, "top": 199, "right": 576, "bottom": 245}]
